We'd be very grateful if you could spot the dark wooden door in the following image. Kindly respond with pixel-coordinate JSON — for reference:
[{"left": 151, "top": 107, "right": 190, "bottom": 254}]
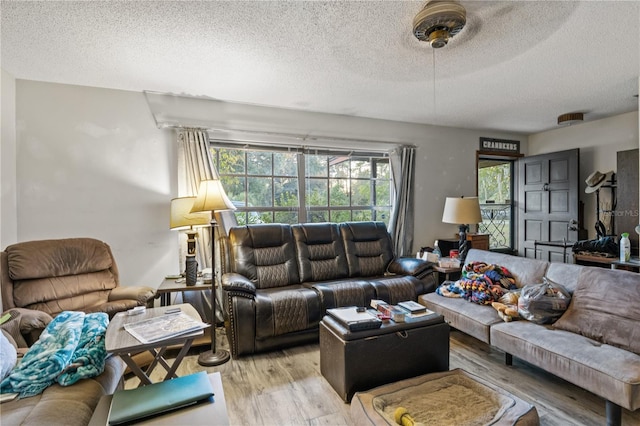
[
  {"left": 518, "top": 149, "right": 580, "bottom": 261},
  {"left": 616, "top": 148, "right": 639, "bottom": 256}
]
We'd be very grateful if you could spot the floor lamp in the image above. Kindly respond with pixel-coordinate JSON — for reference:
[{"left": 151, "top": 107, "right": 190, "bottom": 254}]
[
  {"left": 190, "top": 179, "right": 236, "bottom": 366},
  {"left": 442, "top": 196, "right": 482, "bottom": 264}
]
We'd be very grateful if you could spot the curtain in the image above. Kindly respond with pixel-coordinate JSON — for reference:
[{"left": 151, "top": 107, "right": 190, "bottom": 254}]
[
  {"left": 389, "top": 146, "right": 416, "bottom": 257},
  {"left": 176, "top": 129, "right": 226, "bottom": 323}
]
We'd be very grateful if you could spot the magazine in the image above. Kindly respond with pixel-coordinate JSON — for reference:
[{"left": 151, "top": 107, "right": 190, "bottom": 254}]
[{"left": 124, "top": 312, "right": 209, "bottom": 344}]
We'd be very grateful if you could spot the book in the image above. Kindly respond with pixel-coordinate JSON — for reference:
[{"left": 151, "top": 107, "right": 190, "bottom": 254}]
[
  {"left": 398, "top": 300, "right": 427, "bottom": 314},
  {"left": 124, "top": 311, "right": 209, "bottom": 344},
  {"left": 108, "top": 371, "right": 214, "bottom": 425},
  {"left": 326, "top": 307, "right": 382, "bottom": 331},
  {"left": 388, "top": 306, "right": 407, "bottom": 323},
  {"left": 404, "top": 310, "right": 436, "bottom": 323}
]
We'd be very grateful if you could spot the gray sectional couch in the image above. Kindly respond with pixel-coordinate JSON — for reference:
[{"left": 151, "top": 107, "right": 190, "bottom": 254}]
[{"left": 420, "top": 248, "right": 640, "bottom": 426}]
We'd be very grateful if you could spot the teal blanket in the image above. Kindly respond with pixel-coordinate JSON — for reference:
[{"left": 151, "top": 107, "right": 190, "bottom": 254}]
[{"left": 0, "top": 311, "right": 108, "bottom": 398}]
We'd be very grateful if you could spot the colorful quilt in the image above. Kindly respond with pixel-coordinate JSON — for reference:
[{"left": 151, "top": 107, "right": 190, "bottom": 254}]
[{"left": 436, "top": 261, "right": 517, "bottom": 305}]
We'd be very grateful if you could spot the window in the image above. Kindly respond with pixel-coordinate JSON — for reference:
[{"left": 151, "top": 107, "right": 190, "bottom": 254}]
[{"left": 210, "top": 145, "right": 392, "bottom": 225}]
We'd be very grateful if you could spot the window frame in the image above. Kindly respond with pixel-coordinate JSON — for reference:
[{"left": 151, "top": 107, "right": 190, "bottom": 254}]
[{"left": 210, "top": 141, "right": 393, "bottom": 225}]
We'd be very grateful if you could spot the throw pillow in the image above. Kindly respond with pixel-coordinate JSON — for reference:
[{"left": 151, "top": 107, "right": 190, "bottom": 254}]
[
  {"left": 0, "top": 331, "right": 17, "bottom": 381},
  {"left": 553, "top": 267, "right": 640, "bottom": 354}
]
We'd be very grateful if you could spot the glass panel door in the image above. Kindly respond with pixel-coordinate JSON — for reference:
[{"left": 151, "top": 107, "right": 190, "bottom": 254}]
[{"left": 477, "top": 158, "right": 514, "bottom": 250}]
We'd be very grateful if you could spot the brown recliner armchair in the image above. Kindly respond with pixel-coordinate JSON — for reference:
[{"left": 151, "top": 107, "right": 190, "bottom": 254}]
[{"left": 1, "top": 237, "right": 156, "bottom": 323}]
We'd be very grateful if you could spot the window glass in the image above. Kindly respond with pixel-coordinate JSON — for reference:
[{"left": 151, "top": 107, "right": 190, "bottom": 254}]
[
  {"left": 351, "top": 180, "right": 371, "bottom": 206},
  {"left": 274, "top": 153, "right": 297, "bottom": 176},
  {"left": 247, "top": 152, "right": 272, "bottom": 175},
  {"left": 212, "top": 145, "right": 391, "bottom": 226},
  {"left": 329, "top": 179, "right": 349, "bottom": 206},
  {"left": 306, "top": 155, "right": 328, "bottom": 177}
]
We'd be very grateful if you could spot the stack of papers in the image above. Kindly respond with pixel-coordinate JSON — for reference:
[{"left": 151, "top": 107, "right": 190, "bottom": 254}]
[{"left": 124, "top": 312, "right": 209, "bottom": 344}]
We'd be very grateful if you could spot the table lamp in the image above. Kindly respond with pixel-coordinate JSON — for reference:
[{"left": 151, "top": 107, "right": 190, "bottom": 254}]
[
  {"left": 190, "top": 178, "right": 236, "bottom": 366},
  {"left": 170, "top": 197, "right": 211, "bottom": 286},
  {"left": 442, "top": 196, "right": 483, "bottom": 264}
]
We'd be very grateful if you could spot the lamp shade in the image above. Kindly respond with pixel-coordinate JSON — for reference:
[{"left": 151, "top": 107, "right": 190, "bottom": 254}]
[
  {"left": 190, "top": 179, "right": 236, "bottom": 213},
  {"left": 170, "top": 197, "right": 211, "bottom": 230},
  {"left": 442, "top": 197, "right": 482, "bottom": 225}
]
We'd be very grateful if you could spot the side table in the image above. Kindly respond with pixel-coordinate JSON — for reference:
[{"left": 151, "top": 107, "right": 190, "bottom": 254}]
[
  {"left": 611, "top": 257, "right": 640, "bottom": 272},
  {"left": 432, "top": 264, "right": 462, "bottom": 283},
  {"left": 105, "top": 303, "right": 206, "bottom": 386},
  {"left": 88, "top": 372, "right": 230, "bottom": 425},
  {"left": 157, "top": 278, "right": 210, "bottom": 306}
]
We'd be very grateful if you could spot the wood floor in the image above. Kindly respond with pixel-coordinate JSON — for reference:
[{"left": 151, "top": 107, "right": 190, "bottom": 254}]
[{"left": 125, "top": 328, "right": 640, "bottom": 425}]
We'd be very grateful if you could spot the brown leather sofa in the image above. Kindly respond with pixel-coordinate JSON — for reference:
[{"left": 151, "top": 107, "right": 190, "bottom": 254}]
[
  {"left": 222, "top": 221, "right": 436, "bottom": 358},
  {"left": 1, "top": 237, "right": 156, "bottom": 319}
]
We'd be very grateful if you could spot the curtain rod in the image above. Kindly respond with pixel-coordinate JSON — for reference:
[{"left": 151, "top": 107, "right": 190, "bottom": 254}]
[{"left": 163, "top": 122, "right": 417, "bottom": 150}]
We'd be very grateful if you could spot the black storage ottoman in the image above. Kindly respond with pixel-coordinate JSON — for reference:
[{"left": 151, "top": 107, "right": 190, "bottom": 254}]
[{"left": 319, "top": 314, "right": 449, "bottom": 402}]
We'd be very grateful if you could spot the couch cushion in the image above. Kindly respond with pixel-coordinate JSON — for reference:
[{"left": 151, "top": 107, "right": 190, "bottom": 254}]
[
  {"left": 304, "top": 279, "right": 375, "bottom": 310},
  {"left": 370, "top": 276, "right": 421, "bottom": 305},
  {"left": 6, "top": 238, "right": 114, "bottom": 281},
  {"left": 229, "top": 224, "right": 300, "bottom": 289},
  {"left": 545, "top": 262, "right": 584, "bottom": 294},
  {"left": 340, "top": 222, "right": 394, "bottom": 278},
  {"left": 491, "top": 321, "right": 640, "bottom": 411},
  {"left": 553, "top": 267, "right": 640, "bottom": 354},
  {"left": 419, "top": 292, "right": 501, "bottom": 344},
  {"left": 12, "top": 271, "right": 116, "bottom": 313},
  {"left": 292, "top": 223, "right": 349, "bottom": 282},
  {"left": 255, "top": 285, "right": 322, "bottom": 338}
]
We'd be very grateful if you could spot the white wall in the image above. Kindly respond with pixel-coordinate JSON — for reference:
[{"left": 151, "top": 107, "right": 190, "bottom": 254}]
[
  {"left": 413, "top": 126, "right": 526, "bottom": 250},
  {"left": 528, "top": 111, "right": 639, "bottom": 239},
  {"left": 14, "top": 80, "right": 177, "bottom": 287},
  {"left": 1, "top": 69, "right": 18, "bottom": 248}
]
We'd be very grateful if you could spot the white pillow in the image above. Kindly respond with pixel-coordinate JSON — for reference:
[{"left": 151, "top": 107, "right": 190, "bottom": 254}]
[{"left": 0, "top": 331, "right": 18, "bottom": 381}]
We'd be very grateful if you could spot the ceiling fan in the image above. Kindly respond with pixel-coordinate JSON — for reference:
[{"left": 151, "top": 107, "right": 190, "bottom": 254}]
[{"left": 413, "top": 0, "right": 467, "bottom": 48}]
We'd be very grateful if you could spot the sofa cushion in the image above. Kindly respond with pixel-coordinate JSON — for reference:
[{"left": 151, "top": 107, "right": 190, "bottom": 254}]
[
  {"left": 229, "top": 224, "right": 300, "bottom": 289},
  {"left": 544, "top": 262, "right": 584, "bottom": 294},
  {"left": 255, "top": 286, "right": 322, "bottom": 338},
  {"left": 491, "top": 321, "right": 640, "bottom": 411},
  {"left": 292, "top": 223, "right": 349, "bottom": 282},
  {"left": 6, "top": 238, "right": 114, "bottom": 281},
  {"left": 340, "top": 222, "right": 394, "bottom": 278},
  {"left": 304, "top": 279, "right": 375, "bottom": 310},
  {"left": 553, "top": 267, "right": 640, "bottom": 354},
  {"left": 370, "top": 276, "right": 421, "bottom": 305},
  {"left": 419, "top": 293, "right": 500, "bottom": 344},
  {"left": 13, "top": 271, "right": 116, "bottom": 312}
]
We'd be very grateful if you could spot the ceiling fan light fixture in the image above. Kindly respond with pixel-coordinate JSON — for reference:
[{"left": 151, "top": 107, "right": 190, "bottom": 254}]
[
  {"left": 428, "top": 29, "right": 451, "bottom": 49},
  {"left": 557, "top": 112, "right": 584, "bottom": 126},
  {"left": 413, "top": 1, "right": 466, "bottom": 49}
]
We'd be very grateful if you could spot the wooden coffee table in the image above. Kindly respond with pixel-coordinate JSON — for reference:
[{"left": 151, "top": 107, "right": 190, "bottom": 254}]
[
  {"left": 106, "top": 303, "right": 207, "bottom": 386},
  {"left": 88, "top": 372, "right": 229, "bottom": 425}
]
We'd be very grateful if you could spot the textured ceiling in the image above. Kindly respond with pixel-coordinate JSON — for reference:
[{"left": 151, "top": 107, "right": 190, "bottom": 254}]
[{"left": 2, "top": 1, "right": 639, "bottom": 134}]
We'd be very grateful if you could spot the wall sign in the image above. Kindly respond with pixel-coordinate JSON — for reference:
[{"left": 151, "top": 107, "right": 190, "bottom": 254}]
[{"left": 479, "top": 137, "right": 520, "bottom": 154}]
